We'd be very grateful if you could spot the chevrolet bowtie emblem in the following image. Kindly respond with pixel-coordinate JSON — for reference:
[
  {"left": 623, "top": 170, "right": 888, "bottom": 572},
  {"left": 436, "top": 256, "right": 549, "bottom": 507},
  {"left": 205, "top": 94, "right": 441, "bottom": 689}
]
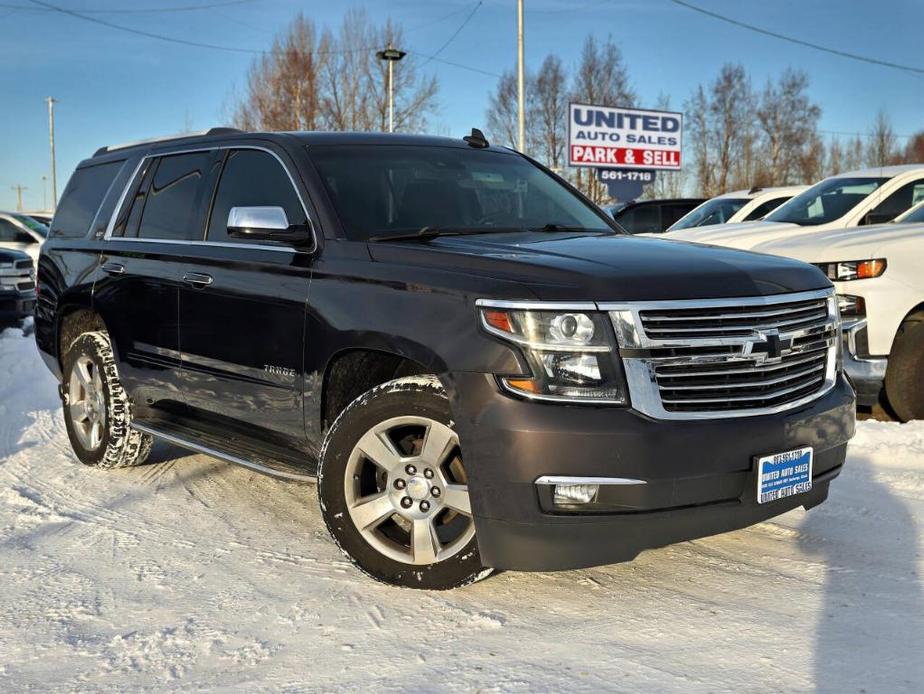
[{"left": 743, "top": 329, "right": 793, "bottom": 364}]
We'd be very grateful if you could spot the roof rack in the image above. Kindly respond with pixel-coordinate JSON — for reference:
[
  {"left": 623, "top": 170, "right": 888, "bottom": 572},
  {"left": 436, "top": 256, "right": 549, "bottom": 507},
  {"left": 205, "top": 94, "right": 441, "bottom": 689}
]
[{"left": 93, "top": 127, "right": 245, "bottom": 156}]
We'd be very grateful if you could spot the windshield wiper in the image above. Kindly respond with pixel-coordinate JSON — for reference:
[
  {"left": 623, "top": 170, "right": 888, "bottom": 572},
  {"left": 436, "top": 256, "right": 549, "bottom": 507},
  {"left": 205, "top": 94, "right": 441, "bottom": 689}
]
[{"left": 368, "top": 226, "right": 523, "bottom": 242}]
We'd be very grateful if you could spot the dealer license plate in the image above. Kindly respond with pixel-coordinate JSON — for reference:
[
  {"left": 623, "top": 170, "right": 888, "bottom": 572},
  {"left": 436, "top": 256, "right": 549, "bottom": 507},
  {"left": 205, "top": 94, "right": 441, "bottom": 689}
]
[{"left": 757, "top": 447, "right": 813, "bottom": 504}]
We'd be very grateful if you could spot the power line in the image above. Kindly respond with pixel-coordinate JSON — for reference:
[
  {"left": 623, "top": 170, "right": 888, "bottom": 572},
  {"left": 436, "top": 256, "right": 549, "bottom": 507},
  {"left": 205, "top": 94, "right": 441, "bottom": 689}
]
[
  {"left": 820, "top": 129, "right": 916, "bottom": 141},
  {"left": 26, "top": 0, "right": 371, "bottom": 56},
  {"left": 4, "top": 0, "right": 255, "bottom": 13},
  {"left": 27, "top": 0, "right": 503, "bottom": 77},
  {"left": 421, "top": 1, "right": 482, "bottom": 67},
  {"left": 407, "top": 50, "right": 501, "bottom": 78},
  {"left": 669, "top": 0, "right": 924, "bottom": 76}
]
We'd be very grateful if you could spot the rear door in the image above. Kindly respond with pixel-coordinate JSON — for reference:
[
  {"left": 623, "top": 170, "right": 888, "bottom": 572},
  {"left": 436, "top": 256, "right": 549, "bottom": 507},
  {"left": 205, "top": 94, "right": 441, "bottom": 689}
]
[
  {"left": 94, "top": 149, "right": 221, "bottom": 415},
  {"left": 177, "top": 146, "right": 314, "bottom": 442}
]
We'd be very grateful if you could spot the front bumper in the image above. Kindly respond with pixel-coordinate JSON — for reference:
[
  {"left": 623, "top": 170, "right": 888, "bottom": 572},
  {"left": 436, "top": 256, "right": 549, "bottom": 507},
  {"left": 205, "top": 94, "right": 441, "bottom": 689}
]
[
  {"left": 450, "top": 372, "right": 856, "bottom": 571},
  {"left": 842, "top": 319, "right": 887, "bottom": 407},
  {"left": 0, "top": 291, "right": 36, "bottom": 321}
]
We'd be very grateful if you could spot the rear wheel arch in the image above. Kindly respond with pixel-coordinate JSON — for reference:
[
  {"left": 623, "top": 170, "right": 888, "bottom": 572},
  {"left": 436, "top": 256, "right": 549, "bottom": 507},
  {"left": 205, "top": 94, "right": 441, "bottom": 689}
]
[{"left": 57, "top": 305, "right": 107, "bottom": 369}]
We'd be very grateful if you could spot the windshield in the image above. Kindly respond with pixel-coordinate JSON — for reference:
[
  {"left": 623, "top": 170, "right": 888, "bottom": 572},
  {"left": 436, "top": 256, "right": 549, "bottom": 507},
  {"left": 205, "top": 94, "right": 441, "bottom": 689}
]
[
  {"left": 766, "top": 177, "right": 889, "bottom": 226},
  {"left": 12, "top": 213, "right": 49, "bottom": 237},
  {"left": 895, "top": 200, "right": 924, "bottom": 224},
  {"left": 308, "top": 145, "right": 614, "bottom": 241},
  {"left": 669, "top": 197, "right": 747, "bottom": 230}
]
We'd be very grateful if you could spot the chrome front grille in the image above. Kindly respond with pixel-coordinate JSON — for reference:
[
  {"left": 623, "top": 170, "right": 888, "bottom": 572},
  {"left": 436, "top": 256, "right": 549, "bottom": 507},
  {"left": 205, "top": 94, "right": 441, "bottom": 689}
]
[{"left": 604, "top": 289, "right": 840, "bottom": 420}]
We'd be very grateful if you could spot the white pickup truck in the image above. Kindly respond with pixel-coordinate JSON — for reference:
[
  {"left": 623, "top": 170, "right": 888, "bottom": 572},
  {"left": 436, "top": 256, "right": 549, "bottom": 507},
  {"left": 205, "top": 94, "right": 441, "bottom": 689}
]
[
  {"left": 667, "top": 185, "right": 806, "bottom": 231},
  {"left": 666, "top": 165, "right": 924, "bottom": 250},
  {"left": 753, "top": 201, "right": 924, "bottom": 421}
]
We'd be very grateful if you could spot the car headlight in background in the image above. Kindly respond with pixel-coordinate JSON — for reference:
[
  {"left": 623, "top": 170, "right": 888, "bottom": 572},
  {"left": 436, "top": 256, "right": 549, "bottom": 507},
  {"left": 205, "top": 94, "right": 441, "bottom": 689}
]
[
  {"left": 478, "top": 302, "right": 628, "bottom": 403},
  {"left": 816, "top": 259, "right": 886, "bottom": 281},
  {"left": 837, "top": 294, "right": 866, "bottom": 318}
]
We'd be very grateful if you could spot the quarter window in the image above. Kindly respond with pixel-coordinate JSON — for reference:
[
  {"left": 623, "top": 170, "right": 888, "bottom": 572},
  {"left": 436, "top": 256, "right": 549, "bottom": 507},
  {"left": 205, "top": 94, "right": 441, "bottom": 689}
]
[
  {"left": 137, "top": 151, "right": 216, "bottom": 241},
  {"left": 51, "top": 160, "right": 124, "bottom": 239},
  {"left": 207, "top": 149, "right": 306, "bottom": 243},
  {"left": 865, "top": 179, "right": 924, "bottom": 224}
]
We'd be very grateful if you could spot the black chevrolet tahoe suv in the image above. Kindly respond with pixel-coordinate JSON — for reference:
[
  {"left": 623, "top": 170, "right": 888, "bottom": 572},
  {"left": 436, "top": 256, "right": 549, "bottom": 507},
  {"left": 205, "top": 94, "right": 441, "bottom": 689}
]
[
  {"left": 35, "top": 128, "right": 856, "bottom": 589},
  {"left": 0, "top": 248, "right": 36, "bottom": 325}
]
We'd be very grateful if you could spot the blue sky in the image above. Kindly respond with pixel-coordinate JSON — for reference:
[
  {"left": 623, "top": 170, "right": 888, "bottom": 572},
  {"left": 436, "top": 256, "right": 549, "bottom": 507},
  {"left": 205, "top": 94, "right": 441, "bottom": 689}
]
[{"left": 1, "top": 0, "right": 922, "bottom": 211}]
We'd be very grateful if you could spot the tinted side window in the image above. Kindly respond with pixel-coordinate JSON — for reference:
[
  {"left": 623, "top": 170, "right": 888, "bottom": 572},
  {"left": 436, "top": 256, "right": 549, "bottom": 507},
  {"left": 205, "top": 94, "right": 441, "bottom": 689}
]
[
  {"left": 743, "top": 196, "right": 791, "bottom": 221},
  {"left": 662, "top": 203, "right": 696, "bottom": 228},
  {"left": 866, "top": 179, "right": 924, "bottom": 223},
  {"left": 138, "top": 152, "right": 216, "bottom": 241},
  {"left": 0, "top": 219, "right": 31, "bottom": 243},
  {"left": 616, "top": 205, "right": 661, "bottom": 233},
  {"left": 207, "top": 149, "right": 305, "bottom": 243},
  {"left": 51, "top": 160, "right": 124, "bottom": 239}
]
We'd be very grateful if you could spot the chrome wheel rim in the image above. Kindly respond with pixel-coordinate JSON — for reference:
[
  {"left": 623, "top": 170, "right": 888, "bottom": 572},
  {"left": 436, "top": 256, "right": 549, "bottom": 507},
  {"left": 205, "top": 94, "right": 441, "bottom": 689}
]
[
  {"left": 345, "top": 415, "right": 475, "bottom": 566},
  {"left": 68, "top": 355, "right": 105, "bottom": 451}
]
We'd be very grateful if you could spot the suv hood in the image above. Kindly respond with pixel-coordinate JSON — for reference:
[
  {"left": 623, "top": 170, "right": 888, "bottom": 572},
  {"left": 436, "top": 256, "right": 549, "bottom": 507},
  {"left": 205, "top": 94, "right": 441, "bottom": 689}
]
[
  {"left": 664, "top": 220, "right": 801, "bottom": 249},
  {"left": 0, "top": 247, "right": 31, "bottom": 263},
  {"left": 753, "top": 223, "right": 924, "bottom": 262},
  {"left": 368, "top": 231, "right": 830, "bottom": 302}
]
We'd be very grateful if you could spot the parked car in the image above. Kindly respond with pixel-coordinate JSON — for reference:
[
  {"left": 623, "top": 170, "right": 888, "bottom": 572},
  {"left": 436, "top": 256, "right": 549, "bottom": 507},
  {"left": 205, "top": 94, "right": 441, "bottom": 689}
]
[
  {"left": 665, "top": 165, "right": 924, "bottom": 249},
  {"left": 24, "top": 211, "right": 53, "bottom": 226},
  {"left": 606, "top": 198, "right": 705, "bottom": 234},
  {"left": 667, "top": 186, "right": 806, "bottom": 232},
  {"left": 0, "top": 247, "right": 37, "bottom": 326},
  {"left": 35, "top": 128, "right": 855, "bottom": 589},
  {"left": 0, "top": 211, "right": 48, "bottom": 264},
  {"left": 753, "top": 200, "right": 924, "bottom": 421}
]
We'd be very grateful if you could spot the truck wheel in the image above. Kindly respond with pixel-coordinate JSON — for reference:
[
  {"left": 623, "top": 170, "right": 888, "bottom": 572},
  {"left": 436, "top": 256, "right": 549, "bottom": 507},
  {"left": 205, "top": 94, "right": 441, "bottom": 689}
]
[
  {"left": 885, "top": 318, "right": 924, "bottom": 422},
  {"left": 318, "top": 376, "right": 490, "bottom": 590},
  {"left": 62, "top": 331, "right": 153, "bottom": 468}
]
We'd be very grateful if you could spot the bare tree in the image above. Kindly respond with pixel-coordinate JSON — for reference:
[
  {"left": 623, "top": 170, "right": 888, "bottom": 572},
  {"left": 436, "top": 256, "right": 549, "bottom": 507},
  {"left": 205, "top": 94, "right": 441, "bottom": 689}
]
[
  {"left": 755, "top": 69, "right": 821, "bottom": 185},
  {"left": 827, "top": 137, "right": 844, "bottom": 175},
  {"left": 234, "top": 14, "right": 330, "bottom": 131},
  {"left": 903, "top": 131, "right": 924, "bottom": 163},
  {"left": 570, "top": 35, "right": 636, "bottom": 203},
  {"left": 844, "top": 135, "right": 865, "bottom": 171},
  {"left": 866, "top": 109, "right": 898, "bottom": 167},
  {"left": 644, "top": 93, "right": 686, "bottom": 198},
  {"left": 530, "top": 54, "right": 569, "bottom": 171},
  {"left": 708, "top": 64, "right": 755, "bottom": 193},
  {"left": 485, "top": 69, "right": 522, "bottom": 150},
  {"left": 233, "top": 9, "right": 437, "bottom": 133},
  {"left": 685, "top": 85, "right": 713, "bottom": 196}
]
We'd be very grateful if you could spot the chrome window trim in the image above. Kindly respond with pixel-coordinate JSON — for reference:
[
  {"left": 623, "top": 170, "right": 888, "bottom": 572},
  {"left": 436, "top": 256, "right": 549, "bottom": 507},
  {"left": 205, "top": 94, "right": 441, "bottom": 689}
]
[
  {"left": 535, "top": 475, "right": 646, "bottom": 486},
  {"left": 102, "top": 145, "right": 316, "bottom": 253}
]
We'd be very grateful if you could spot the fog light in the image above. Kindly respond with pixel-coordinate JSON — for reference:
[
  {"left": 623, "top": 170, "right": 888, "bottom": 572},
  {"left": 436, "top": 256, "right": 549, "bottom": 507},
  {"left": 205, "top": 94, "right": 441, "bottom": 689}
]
[{"left": 553, "top": 483, "right": 599, "bottom": 505}]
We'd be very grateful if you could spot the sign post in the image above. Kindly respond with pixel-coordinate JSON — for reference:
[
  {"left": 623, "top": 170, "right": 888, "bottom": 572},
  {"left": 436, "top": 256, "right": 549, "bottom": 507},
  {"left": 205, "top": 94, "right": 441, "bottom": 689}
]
[{"left": 568, "top": 103, "right": 683, "bottom": 202}]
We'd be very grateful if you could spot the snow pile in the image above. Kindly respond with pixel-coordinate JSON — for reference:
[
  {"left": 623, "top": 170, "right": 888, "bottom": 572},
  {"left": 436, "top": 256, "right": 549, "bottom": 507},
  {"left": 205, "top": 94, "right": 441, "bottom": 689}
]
[{"left": 0, "top": 326, "right": 922, "bottom": 691}]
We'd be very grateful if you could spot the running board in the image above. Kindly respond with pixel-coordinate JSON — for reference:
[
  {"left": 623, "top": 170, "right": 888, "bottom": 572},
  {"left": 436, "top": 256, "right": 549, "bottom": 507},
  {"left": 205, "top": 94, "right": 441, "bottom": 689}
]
[{"left": 132, "top": 422, "right": 317, "bottom": 482}]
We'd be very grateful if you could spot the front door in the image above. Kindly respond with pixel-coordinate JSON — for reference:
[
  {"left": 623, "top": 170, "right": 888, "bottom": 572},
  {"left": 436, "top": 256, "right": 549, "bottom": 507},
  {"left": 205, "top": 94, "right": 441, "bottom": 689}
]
[{"left": 177, "top": 147, "right": 313, "bottom": 442}]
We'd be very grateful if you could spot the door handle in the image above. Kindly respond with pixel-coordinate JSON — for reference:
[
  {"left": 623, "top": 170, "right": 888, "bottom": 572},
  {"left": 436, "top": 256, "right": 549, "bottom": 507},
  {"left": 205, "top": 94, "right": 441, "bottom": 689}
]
[
  {"left": 183, "top": 272, "right": 213, "bottom": 288},
  {"left": 101, "top": 262, "right": 125, "bottom": 275}
]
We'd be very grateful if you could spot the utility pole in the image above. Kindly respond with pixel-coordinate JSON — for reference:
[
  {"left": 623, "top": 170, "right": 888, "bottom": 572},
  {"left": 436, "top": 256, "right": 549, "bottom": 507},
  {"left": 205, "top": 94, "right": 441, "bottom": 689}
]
[
  {"left": 47, "top": 96, "right": 57, "bottom": 211},
  {"left": 376, "top": 46, "right": 407, "bottom": 133},
  {"left": 41, "top": 175, "right": 48, "bottom": 211},
  {"left": 11, "top": 185, "right": 28, "bottom": 212},
  {"left": 517, "top": 0, "right": 525, "bottom": 152}
]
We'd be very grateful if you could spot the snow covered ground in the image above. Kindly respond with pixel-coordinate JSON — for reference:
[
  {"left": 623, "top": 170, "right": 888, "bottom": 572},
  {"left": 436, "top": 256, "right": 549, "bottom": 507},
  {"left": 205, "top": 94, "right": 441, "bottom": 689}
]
[{"left": 0, "top": 322, "right": 922, "bottom": 693}]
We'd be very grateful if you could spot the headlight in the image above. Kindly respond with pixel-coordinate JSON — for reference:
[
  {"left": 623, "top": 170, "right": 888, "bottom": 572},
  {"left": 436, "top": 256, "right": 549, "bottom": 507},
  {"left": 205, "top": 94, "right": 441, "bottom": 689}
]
[
  {"left": 816, "top": 259, "right": 886, "bottom": 281},
  {"left": 478, "top": 302, "right": 628, "bottom": 404},
  {"left": 837, "top": 294, "right": 865, "bottom": 318}
]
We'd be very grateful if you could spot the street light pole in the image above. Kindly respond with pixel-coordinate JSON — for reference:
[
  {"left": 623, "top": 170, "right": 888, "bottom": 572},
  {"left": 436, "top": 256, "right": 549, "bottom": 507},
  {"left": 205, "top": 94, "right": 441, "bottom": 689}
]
[
  {"left": 46, "top": 96, "right": 57, "bottom": 211},
  {"left": 41, "top": 175, "right": 47, "bottom": 211},
  {"left": 376, "top": 46, "right": 407, "bottom": 133},
  {"left": 517, "top": 0, "right": 525, "bottom": 152},
  {"left": 11, "top": 185, "right": 28, "bottom": 212}
]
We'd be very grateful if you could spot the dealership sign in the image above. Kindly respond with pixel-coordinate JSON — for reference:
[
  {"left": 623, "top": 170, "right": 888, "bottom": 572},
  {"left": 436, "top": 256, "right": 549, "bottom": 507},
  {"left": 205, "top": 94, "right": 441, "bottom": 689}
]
[{"left": 568, "top": 103, "right": 683, "bottom": 170}]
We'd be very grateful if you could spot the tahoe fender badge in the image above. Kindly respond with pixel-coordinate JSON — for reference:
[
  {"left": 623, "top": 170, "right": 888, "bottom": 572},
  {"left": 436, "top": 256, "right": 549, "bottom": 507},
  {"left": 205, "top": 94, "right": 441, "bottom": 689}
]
[{"left": 265, "top": 365, "right": 297, "bottom": 378}]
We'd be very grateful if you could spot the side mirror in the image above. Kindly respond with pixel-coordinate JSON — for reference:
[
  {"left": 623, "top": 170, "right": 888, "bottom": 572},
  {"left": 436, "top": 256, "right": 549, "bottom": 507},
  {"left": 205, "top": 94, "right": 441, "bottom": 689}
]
[
  {"left": 227, "top": 206, "right": 314, "bottom": 246},
  {"left": 863, "top": 211, "right": 895, "bottom": 226}
]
